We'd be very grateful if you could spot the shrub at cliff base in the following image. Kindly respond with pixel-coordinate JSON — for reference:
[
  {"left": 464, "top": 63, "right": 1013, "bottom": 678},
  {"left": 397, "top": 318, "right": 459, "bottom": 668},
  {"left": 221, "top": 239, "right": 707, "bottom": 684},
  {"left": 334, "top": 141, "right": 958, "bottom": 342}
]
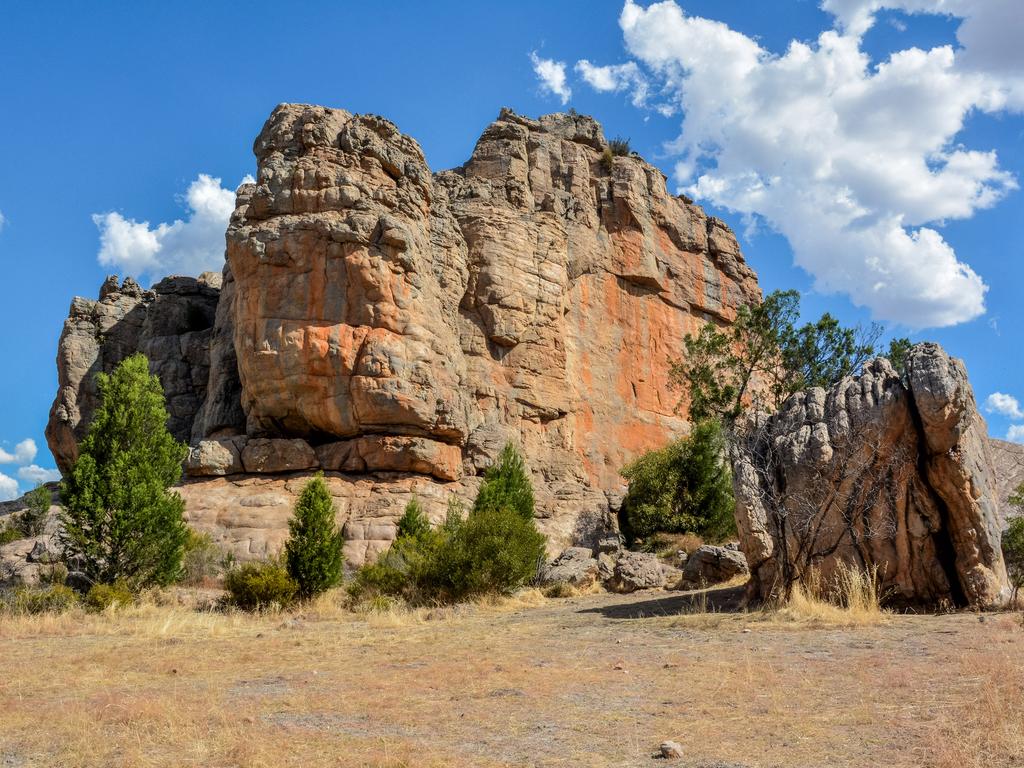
[
  {"left": 181, "top": 529, "right": 228, "bottom": 586},
  {"left": 18, "top": 485, "right": 51, "bottom": 537},
  {"left": 473, "top": 442, "right": 535, "bottom": 521},
  {"left": 3, "top": 585, "right": 79, "bottom": 615},
  {"left": 285, "top": 474, "right": 344, "bottom": 600},
  {"left": 352, "top": 445, "right": 547, "bottom": 604},
  {"left": 224, "top": 559, "right": 298, "bottom": 611},
  {"left": 620, "top": 419, "right": 735, "bottom": 543},
  {"left": 83, "top": 581, "right": 134, "bottom": 612},
  {"left": 59, "top": 354, "right": 190, "bottom": 591}
]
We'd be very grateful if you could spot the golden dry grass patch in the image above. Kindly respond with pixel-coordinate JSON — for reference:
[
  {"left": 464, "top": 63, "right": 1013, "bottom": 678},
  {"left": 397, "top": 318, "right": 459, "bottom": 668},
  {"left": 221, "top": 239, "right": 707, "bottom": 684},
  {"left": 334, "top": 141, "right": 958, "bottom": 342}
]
[{"left": 1, "top": 587, "right": 1021, "bottom": 768}]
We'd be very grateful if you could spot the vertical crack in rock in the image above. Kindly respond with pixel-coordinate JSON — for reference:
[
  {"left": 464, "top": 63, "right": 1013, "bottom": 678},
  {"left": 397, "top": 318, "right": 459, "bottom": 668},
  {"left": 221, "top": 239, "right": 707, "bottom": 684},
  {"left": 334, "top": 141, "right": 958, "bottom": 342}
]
[{"left": 904, "top": 383, "right": 968, "bottom": 607}]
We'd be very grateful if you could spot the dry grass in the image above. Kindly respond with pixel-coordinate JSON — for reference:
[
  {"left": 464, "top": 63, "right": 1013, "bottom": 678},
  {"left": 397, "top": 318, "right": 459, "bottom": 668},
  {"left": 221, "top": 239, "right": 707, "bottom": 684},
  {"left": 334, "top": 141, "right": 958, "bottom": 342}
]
[
  {"left": 1, "top": 586, "right": 1021, "bottom": 768},
  {"left": 767, "top": 563, "right": 888, "bottom": 628},
  {"left": 922, "top": 622, "right": 1024, "bottom": 768}
]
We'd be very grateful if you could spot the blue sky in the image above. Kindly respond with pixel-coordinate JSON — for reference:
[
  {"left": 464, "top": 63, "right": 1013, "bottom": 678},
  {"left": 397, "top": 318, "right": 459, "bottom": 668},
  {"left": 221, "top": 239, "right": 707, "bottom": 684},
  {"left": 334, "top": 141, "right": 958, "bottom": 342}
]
[{"left": 1, "top": 0, "right": 1022, "bottom": 499}]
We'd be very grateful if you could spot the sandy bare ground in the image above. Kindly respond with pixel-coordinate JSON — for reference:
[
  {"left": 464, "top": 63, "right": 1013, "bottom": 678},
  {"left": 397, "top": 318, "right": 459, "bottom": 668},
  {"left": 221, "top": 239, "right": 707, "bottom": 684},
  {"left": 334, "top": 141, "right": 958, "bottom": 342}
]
[{"left": 1, "top": 587, "right": 1021, "bottom": 768}]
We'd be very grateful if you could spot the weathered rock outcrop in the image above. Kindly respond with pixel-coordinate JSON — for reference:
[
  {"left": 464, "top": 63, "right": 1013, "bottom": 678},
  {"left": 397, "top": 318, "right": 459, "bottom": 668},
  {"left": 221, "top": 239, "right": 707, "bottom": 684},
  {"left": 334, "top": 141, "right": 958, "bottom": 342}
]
[
  {"left": 733, "top": 344, "right": 1010, "bottom": 608},
  {"left": 46, "top": 274, "right": 221, "bottom": 474},
  {"left": 47, "top": 104, "right": 761, "bottom": 565}
]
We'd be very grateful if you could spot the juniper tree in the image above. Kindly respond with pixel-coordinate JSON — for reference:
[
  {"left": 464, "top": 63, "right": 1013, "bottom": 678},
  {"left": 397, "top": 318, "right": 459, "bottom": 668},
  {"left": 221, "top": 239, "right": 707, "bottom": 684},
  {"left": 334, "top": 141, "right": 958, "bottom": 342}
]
[
  {"left": 59, "top": 354, "right": 189, "bottom": 589},
  {"left": 472, "top": 442, "right": 535, "bottom": 521},
  {"left": 285, "top": 474, "right": 344, "bottom": 599}
]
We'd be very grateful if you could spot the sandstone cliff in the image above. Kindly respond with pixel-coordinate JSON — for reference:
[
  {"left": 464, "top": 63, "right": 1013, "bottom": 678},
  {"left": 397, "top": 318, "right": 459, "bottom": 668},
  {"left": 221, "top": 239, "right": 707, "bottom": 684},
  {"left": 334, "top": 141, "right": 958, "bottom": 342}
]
[
  {"left": 732, "top": 344, "right": 1010, "bottom": 608},
  {"left": 47, "top": 104, "right": 761, "bottom": 565}
]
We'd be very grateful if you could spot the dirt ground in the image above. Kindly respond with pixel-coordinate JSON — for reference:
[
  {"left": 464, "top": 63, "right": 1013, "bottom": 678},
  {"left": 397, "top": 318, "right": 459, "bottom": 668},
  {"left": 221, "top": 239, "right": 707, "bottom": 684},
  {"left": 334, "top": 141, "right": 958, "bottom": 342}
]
[{"left": 1, "top": 587, "right": 1022, "bottom": 768}]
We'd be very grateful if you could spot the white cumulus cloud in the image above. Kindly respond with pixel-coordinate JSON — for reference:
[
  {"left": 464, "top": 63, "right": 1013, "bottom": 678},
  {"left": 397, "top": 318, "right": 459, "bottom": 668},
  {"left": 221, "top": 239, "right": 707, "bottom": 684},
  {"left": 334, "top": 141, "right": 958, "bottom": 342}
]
[
  {"left": 0, "top": 210, "right": 6, "bottom": 232},
  {"left": 1007, "top": 424, "right": 1024, "bottom": 444},
  {"left": 575, "top": 60, "right": 651, "bottom": 108},
  {"left": 572, "top": 0, "right": 1024, "bottom": 328},
  {"left": 0, "top": 472, "right": 18, "bottom": 502},
  {"left": 0, "top": 438, "right": 37, "bottom": 465},
  {"left": 530, "top": 52, "right": 572, "bottom": 104},
  {"left": 17, "top": 465, "right": 61, "bottom": 486},
  {"left": 93, "top": 173, "right": 252, "bottom": 283},
  {"left": 985, "top": 392, "right": 1024, "bottom": 420}
]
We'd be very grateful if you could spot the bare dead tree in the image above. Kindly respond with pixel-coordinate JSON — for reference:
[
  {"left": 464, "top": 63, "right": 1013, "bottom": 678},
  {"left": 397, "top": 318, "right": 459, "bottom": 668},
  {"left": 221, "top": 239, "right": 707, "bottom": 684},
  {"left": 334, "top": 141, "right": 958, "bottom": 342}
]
[{"left": 732, "top": 411, "right": 912, "bottom": 602}]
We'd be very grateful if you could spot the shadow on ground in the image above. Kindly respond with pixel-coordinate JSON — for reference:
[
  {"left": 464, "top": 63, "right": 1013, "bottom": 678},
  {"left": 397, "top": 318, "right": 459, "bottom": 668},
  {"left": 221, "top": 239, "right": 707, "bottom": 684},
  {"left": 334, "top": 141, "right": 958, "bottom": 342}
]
[{"left": 578, "top": 584, "right": 747, "bottom": 619}]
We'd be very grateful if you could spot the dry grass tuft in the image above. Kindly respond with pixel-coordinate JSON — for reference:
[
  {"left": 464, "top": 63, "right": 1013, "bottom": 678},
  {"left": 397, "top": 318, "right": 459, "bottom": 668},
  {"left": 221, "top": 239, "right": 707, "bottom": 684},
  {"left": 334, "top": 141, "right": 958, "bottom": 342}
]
[{"left": 767, "top": 563, "right": 888, "bottom": 627}]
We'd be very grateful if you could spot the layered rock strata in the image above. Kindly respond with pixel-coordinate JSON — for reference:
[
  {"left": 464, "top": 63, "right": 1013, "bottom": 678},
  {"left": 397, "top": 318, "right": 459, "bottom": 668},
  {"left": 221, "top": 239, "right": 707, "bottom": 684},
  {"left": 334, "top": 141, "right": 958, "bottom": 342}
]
[
  {"left": 47, "top": 104, "right": 761, "bottom": 565},
  {"left": 732, "top": 344, "right": 1010, "bottom": 608}
]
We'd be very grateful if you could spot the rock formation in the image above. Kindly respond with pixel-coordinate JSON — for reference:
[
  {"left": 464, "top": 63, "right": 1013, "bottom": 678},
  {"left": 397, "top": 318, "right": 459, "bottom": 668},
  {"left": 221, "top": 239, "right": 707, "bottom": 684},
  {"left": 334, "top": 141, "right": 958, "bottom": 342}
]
[
  {"left": 46, "top": 104, "right": 761, "bottom": 566},
  {"left": 46, "top": 274, "right": 221, "bottom": 472},
  {"left": 732, "top": 344, "right": 1010, "bottom": 608}
]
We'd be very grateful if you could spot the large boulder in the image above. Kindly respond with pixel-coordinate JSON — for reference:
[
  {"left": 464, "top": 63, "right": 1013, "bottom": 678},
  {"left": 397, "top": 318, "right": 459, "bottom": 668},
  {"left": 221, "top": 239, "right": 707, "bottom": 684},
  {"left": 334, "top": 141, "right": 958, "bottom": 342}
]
[
  {"left": 681, "top": 545, "right": 749, "bottom": 586},
  {"left": 541, "top": 547, "right": 600, "bottom": 588},
  {"left": 733, "top": 344, "right": 1010, "bottom": 608},
  {"left": 45, "top": 104, "right": 762, "bottom": 566},
  {"left": 606, "top": 550, "right": 665, "bottom": 593}
]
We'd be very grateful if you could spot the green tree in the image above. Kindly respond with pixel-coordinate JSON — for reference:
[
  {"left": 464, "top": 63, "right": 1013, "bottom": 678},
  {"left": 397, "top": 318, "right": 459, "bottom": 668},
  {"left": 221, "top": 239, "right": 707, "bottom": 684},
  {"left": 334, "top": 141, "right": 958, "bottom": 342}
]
[
  {"left": 285, "top": 474, "right": 344, "bottom": 599},
  {"left": 473, "top": 443, "right": 535, "bottom": 521},
  {"left": 780, "top": 313, "right": 880, "bottom": 391},
  {"left": 886, "top": 337, "right": 913, "bottom": 375},
  {"left": 620, "top": 420, "right": 735, "bottom": 542},
  {"left": 671, "top": 289, "right": 884, "bottom": 426},
  {"left": 18, "top": 485, "right": 51, "bottom": 537},
  {"left": 435, "top": 504, "right": 547, "bottom": 599},
  {"left": 396, "top": 497, "right": 430, "bottom": 540},
  {"left": 59, "top": 354, "right": 189, "bottom": 589},
  {"left": 1004, "top": 485, "right": 1024, "bottom": 604}
]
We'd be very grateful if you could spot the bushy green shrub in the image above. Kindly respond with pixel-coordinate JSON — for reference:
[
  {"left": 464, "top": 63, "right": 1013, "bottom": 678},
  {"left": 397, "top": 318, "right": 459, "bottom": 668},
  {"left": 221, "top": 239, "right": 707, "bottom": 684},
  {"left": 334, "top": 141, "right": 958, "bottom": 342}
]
[
  {"left": 351, "top": 494, "right": 546, "bottom": 605},
  {"left": 285, "top": 475, "right": 344, "bottom": 599},
  {"left": 224, "top": 559, "right": 298, "bottom": 611},
  {"left": 84, "top": 581, "right": 134, "bottom": 612},
  {"left": 349, "top": 498, "right": 448, "bottom": 603},
  {"left": 0, "top": 525, "right": 21, "bottom": 545},
  {"left": 473, "top": 443, "right": 535, "bottom": 521},
  {"left": 396, "top": 497, "right": 430, "bottom": 540},
  {"left": 18, "top": 486, "right": 51, "bottom": 537},
  {"left": 620, "top": 419, "right": 735, "bottom": 543},
  {"left": 180, "top": 529, "right": 226, "bottom": 586},
  {"left": 38, "top": 562, "right": 69, "bottom": 586},
  {"left": 433, "top": 505, "right": 547, "bottom": 599},
  {"left": 11, "top": 585, "right": 79, "bottom": 614}
]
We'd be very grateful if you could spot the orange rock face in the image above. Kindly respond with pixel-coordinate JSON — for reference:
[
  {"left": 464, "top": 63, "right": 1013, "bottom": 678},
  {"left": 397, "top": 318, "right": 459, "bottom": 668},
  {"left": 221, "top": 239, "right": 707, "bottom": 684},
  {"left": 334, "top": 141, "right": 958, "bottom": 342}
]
[{"left": 49, "top": 104, "right": 762, "bottom": 564}]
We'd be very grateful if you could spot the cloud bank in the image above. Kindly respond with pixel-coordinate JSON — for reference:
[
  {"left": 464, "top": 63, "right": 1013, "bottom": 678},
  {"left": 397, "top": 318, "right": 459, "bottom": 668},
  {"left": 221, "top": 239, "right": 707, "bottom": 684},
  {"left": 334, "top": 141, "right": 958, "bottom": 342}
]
[
  {"left": 530, "top": 52, "right": 572, "bottom": 104},
  {"left": 17, "top": 465, "right": 62, "bottom": 485},
  {"left": 0, "top": 473, "right": 17, "bottom": 502},
  {"left": 0, "top": 438, "right": 61, "bottom": 500},
  {"left": 0, "top": 438, "right": 37, "bottom": 465},
  {"left": 93, "top": 173, "right": 252, "bottom": 283},
  {"left": 551, "top": 1, "right": 1024, "bottom": 328},
  {"left": 985, "top": 392, "right": 1024, "bottom": 420}
]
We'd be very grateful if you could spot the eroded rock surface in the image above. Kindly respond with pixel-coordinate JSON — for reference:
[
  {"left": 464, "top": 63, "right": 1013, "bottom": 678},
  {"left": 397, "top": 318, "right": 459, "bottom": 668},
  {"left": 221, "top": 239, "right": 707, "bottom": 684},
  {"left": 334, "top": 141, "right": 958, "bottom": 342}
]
[
  {"left": 46, "top": 104, "right": 761, "bottom": 565},
  {"left": 733, "top": 344, "right": 1010, "bottom": 608},
  {"left": 46, "top": 274, "right": 222, "bottom": 474}
]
